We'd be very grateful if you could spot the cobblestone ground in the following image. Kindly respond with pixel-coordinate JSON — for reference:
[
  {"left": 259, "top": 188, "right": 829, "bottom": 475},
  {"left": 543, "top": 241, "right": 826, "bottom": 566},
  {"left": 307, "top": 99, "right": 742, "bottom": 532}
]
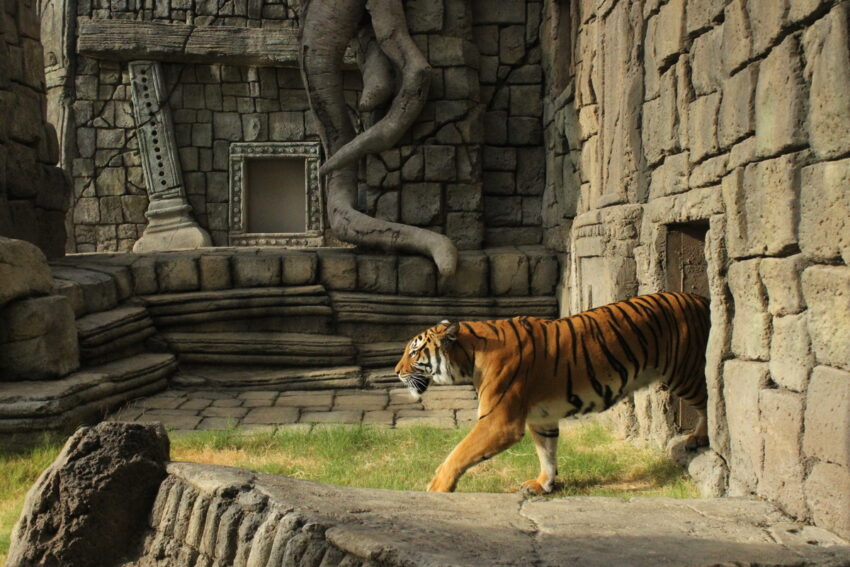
[{"left": 108, "top": 384, "right": 479, "bottom": 432}]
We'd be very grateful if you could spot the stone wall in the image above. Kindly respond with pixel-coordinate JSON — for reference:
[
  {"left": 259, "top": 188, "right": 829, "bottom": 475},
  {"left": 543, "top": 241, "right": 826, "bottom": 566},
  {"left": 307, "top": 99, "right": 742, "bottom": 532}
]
[
  {"left": 542, "top": 0, "right": 850, "bottom": 538},
  {"left": 68, "top": 59, "right": 341, "bottom": 251},
  {"left": 0, "top": 0, "right": 69, "bottom": 257},
  {"left": 57, "top": 0, "right": 547, "bottom": 252}
]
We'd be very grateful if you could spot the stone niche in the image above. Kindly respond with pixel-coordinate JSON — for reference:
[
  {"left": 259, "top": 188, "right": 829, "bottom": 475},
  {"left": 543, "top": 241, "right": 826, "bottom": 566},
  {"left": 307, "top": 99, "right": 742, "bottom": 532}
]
[{"left": 228, "top": 142, "right": 324, "bottom": 247}]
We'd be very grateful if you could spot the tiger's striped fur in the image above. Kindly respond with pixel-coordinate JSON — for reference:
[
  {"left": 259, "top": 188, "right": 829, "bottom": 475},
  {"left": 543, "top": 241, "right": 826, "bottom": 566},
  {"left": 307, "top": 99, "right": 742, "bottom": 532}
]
[{"left": 394, "top": 291, "right": 711, "bottom": 493}]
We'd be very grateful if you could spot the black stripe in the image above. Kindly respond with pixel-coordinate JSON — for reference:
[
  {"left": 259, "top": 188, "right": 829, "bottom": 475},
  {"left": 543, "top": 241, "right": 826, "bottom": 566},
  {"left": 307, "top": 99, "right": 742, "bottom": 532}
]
[
  {"left": 564, "top": 317, "right": 583, "bottom": 412},
  {"left": 586, "top": 314, "right": 630, "bottom": 395},
  {"left": 478, "top": 319, "right": 524, "bottom": 420}
]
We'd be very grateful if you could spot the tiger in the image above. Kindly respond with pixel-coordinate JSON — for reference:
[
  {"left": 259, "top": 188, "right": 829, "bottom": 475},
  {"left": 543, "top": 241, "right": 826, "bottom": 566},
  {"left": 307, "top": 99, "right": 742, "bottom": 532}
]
[{"left": 394, "top": 291, "right": 711, "bottom": 494}]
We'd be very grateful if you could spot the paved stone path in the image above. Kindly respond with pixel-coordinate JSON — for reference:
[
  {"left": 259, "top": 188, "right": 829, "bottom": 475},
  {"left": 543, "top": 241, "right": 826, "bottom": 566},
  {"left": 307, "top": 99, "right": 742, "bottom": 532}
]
[{"left": 109, "top": 384, "right": 479, "bottom": 432}]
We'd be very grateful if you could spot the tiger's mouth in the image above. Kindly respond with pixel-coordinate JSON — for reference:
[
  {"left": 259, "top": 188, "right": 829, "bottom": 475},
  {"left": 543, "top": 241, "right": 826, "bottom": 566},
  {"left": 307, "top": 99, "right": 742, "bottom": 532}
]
[{"left": 400, "top": 373, "right": 430, "bottom": 401}]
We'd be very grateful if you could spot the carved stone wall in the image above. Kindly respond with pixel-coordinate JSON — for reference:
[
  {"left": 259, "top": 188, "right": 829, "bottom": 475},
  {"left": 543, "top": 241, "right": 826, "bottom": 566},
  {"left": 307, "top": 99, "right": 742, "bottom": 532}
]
[
  {"left": 543, "top": 0, "right": 850, "bottom": 539},
  {"left": 58, "top": 0, "right": 547, "bottom": 252},
  {"left": 0, "top": 0, "right": 69, "bottom": 257}
]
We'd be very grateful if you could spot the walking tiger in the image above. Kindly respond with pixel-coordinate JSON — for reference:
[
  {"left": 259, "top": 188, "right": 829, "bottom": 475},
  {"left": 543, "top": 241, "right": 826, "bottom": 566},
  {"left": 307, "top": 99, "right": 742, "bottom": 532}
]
[{"left": 394, "top": 291, "right": 711, "bottom": 493}]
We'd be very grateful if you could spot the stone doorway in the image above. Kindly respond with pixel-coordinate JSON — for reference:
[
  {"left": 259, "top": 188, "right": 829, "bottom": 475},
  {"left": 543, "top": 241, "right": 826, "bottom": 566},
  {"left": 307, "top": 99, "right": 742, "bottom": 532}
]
[{"left": 665, "top": 221, "right": 710, "bottom": 434}]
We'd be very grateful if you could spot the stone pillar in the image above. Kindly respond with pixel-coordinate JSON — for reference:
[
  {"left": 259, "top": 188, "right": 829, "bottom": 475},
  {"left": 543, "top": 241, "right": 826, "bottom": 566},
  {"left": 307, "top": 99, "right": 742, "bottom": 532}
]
[{"left": 128, "top": 60, "right": 211, "bottom": 252}]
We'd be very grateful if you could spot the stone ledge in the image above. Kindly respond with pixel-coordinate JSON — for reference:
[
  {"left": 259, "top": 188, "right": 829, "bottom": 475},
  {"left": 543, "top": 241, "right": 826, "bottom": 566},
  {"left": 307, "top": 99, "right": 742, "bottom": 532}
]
[
  {"left": 121, "top": 461, "right": 850, "bottom": 567},
  {"left": 0, "top": 353, "right": 176, "bottom": 432}
]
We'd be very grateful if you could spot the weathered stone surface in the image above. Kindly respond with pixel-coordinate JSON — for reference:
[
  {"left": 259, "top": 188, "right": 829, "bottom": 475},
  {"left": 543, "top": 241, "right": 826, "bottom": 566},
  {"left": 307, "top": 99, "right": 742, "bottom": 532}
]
[
  {"left": 282, "top": 253, "right": 317, "bottom": 285},
  {"left": 755, "top": 35, "right": 806, "bottom": 158},
  {"left": 759, "top": 255, "right": 808, "bottom": 316},
  {"left": 723, "top": 360, "right": 769, "bottom": 495},
  {"left": 0, "top": 236, "right": 53, "bottom": 308},
  {"left": 688, "top": 92, "right": 720, "bottom": 163},
  {"left": 157, "top": 256, "right": 200, "bottom": 292},
  {"left": 749, "top": 0, "right": 785, "bottom": 56},
  {"left": 317, "top": 251, "right": 357, "bottom": 291},
  {"left": 0, "top": 296, "right": 79, "bottom": 380},
  {"left": 805, "top": 462, "right": 850, "bottom": 540},
  {"left": 526, "top": 248, "right": 559, "bottom": 296},
  {"left": 799, "top": 158, "right": 850, "bottom": 263},
  {"left": 722, "top": 0, "right": 752, "bottom": 74},
  {"left": 6, "top": 422, "right": 169, "bottom": 567},
  {"left": 397, "top": 256, "right": 437, "bottom": 296},
  {"left": 487, "top": 248, "right": 529, "bottom": 296},
  {"left": 727, "top": 260, "right": 770, "bottom": 361},
  {"left": 401, "top": 183, "right": 442, "bottom": 226},
  {"left": 802, "top": 265, "right": 850, "bottom": 370},
  {"left": 719, "top": 65, "right": 755, "bottom": 149},
  {"left": 357, "top": 255, "right": 397, "bottom": 294},
  {"left": 199, "top": 254, "right": 232, "bottom": 291},
  {"left": 437, "top": 251, "right": 489, "bottom": 297},
  {"left": 758, "top": 389, "right": 806, "bottom": 518},
  {"left": 654, "top": 0, "right": 685, "bottom": 66},
  {"left": 804, "top": 365, "right": 850, "bottom": 469},
  {"left": 232, "top": 254, "right": 281, "bottom": 288},
  {"left": 686, "top": 449, "right": 728, "bottom": 498},
  {"left": 769, "top": 314, "right": 813, "bottom": 392},
  {"left": 804, "top": 3, "right": 850, "bottom": 159},
  {"left": 690, "top": 26, "right": 722, "bottom": 95},
  {"left": 724, "top": 154, "right": 800, "bottom": 258}
]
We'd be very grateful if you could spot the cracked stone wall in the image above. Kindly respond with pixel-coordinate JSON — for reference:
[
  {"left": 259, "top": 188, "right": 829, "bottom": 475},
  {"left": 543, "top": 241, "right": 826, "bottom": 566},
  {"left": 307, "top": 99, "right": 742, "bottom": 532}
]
[
  {"left": 542, "top": 0, "right": 850, "bottom": 539},
  {"left": 55, "top": 0, "right": 547, "bottom": 252},
  {"left": 0, "top": 0, "right": 69, "bottom": 257}
]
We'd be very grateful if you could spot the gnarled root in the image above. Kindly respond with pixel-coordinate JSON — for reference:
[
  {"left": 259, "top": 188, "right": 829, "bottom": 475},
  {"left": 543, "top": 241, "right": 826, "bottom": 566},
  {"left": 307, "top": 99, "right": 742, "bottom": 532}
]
[
  {"left": 356, "top": 25, "right": 395, "bottom": 112},
  {"left": 299, "top": 0, "right": 458, "bottom": 276},
  {"left": 318, "top": 0, "right": 433, "bottom": 175}
]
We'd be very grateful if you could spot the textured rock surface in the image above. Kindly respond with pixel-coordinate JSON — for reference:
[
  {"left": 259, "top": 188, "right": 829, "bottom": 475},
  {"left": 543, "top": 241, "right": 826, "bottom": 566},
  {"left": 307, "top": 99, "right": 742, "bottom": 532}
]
[
  {"left": 6, "top": 422, "right": 170, "bottom": 567},
  {"left": 115, "top": 461, "right": 850, "bottom": 567},
  {"left": 0, "top": 237, "right": 54, "bottom": 308}
]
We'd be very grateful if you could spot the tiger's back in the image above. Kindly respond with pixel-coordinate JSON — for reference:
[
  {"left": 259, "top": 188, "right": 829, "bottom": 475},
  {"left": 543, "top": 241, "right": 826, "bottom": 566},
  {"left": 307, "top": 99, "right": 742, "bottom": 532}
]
[{"left": 504, "top": 292, "right": 710, "bottom": 425}]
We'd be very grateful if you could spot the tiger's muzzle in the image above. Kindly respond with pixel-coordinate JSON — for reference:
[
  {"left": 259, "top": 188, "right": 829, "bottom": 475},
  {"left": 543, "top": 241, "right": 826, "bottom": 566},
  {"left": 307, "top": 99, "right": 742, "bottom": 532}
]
[{"left": 399, "top": 373, "right": 430, "bottom": 401}]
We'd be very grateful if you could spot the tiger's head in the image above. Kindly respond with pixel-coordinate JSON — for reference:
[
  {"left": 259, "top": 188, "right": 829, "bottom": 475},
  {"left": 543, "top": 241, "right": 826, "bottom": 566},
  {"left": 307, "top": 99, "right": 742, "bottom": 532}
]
[{"left": 395, "top": 320, "right": 462, "bottom": 401}]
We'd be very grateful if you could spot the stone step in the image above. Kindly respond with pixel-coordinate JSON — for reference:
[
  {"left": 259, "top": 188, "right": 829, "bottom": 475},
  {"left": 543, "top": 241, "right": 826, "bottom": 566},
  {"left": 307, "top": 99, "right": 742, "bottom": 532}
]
[
  {"left": 0, "top": 353, "right": 177, "bottom": 432},
  {"left": 172, "top": 364, "right": 363, "bottom": 390},
  {"left": 76, "top": 305, "right": 158, "bottom": 364},
  {"left": 330, "top": 292, "right": 559, "bottom": 323},
  {"left": 141, "top": 286, "right": 333, "bottom": 330},
  {"left": 162, "top": 332, "right": 357, "bottom": 366},
  {"left": 356, "top": 341, "right": 406, "bottom": 367}
]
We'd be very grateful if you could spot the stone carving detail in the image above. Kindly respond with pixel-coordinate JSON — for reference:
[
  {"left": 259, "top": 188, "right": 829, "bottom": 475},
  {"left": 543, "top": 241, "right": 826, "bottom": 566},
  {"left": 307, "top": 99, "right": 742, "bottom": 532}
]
[
  {"left": 228, "top": 142, "right": 323, "bottom": 247},
  {"left": 128, "top": 60, "right": 211, "bottom": 252}
]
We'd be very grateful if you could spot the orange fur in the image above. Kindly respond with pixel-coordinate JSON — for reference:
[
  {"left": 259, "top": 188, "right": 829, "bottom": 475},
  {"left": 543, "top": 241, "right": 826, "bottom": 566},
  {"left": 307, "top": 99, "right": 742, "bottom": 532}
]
[{"left": 395, "top": 292, "right": 711, "bottom": 493}]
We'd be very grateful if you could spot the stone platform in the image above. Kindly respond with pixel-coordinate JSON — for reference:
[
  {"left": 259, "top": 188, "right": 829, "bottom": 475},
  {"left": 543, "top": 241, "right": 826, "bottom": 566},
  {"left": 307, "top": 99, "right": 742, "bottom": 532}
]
[
  {"left": 134, "top": 461, "right": 850, "bottom": 567},
  {"left": 108, "top": 382, "right": 479, "bottom": 432}
]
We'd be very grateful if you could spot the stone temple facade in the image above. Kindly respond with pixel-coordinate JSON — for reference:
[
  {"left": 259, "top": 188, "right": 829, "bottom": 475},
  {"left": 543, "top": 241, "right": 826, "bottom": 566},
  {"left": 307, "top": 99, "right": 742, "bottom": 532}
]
[{"left": 0, "top": 0, "right": 848, "bottom": 543}]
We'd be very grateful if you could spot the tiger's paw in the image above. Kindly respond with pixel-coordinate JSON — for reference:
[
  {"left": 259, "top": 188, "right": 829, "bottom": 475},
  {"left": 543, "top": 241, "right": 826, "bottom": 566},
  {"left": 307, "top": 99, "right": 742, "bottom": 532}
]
[
  {"left": 520, "top": 479, "right": 553, "bottom": 496},
  {"left": 684, "top": 432, "right": 709, "bottom": 450}
]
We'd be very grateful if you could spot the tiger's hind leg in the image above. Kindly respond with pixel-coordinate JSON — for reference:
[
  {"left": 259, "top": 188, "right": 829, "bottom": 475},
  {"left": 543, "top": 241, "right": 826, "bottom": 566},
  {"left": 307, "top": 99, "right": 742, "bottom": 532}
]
[
  {"left": 685, "top": 407, "right": 709, "bottom": 449},
  {"left": 522, "top": 423, "right": 560, "bottom": 495}
]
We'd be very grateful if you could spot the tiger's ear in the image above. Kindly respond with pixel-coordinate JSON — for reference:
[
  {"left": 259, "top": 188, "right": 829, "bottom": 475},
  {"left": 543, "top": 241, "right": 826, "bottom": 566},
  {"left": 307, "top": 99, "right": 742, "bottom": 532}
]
[{"left": 441, "top": 320, "right": 459, "bottom": 343}]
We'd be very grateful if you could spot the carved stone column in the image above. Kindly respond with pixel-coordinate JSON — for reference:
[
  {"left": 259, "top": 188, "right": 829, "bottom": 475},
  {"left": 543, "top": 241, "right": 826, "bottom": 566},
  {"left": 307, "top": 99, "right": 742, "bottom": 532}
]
[{"left": 128, "top": 61, "right": 210, "bottom": 252}]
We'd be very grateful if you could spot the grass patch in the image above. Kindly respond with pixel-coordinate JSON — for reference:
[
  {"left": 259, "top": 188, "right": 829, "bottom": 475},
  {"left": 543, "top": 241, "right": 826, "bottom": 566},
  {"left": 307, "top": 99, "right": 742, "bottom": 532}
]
[{"left": 0, "top": 422, "right": 697, "bottom": 563}]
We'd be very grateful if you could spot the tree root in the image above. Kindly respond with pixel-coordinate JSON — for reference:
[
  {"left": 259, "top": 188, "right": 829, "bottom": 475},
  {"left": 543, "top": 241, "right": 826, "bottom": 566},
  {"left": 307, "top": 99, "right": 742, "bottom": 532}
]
[{"left": 299, "top": 0, "right": 458, "bottom": 276}]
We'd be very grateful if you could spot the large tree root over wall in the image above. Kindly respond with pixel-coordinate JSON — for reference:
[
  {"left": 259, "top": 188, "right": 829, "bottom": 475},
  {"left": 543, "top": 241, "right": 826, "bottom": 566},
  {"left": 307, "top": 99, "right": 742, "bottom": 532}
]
[{"left": 299, "top": 0, "right": 458, "bottom": 276}]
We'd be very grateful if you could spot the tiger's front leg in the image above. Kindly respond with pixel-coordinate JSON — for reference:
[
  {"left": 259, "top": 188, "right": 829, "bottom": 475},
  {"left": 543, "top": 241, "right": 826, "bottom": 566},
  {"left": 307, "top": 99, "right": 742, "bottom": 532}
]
[
  {"left": 427, "top": 397, "right": 526, "bottom": 492},
  {"left": 521, "top": 423, "right": 560, "bottom": 495}
]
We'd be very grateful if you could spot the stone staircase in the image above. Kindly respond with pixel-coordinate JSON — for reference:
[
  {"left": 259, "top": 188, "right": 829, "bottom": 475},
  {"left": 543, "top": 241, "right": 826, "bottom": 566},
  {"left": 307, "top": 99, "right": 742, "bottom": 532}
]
[{"left": 1, "top": 247, "right": 562, "bottom": 434}]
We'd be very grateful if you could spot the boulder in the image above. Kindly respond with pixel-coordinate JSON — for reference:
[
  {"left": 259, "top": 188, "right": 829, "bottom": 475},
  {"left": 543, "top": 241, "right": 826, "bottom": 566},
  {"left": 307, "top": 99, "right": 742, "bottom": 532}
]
[
  {"left": 0, "top": 236, "right": 53, "bottom": 308},
  {"left": 6, "top": 422, "right": 170, "bottom": 567}
]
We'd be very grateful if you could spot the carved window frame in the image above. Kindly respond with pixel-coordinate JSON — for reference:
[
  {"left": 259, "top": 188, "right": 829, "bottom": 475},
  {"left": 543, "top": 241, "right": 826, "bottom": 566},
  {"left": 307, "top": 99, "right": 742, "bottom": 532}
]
[{"left": 228, "top": 141, "right": 324, "bottom": 247}]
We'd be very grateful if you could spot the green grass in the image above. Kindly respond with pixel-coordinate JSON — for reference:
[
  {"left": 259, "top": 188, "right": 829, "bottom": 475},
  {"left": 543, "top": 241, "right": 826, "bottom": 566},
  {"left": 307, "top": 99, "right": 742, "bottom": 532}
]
[
  {"left": 0, "top": 435, "right": 65, "bottom": 564},
  {"left": 0, "top": 422, "right": 697, "bottom": 563}
]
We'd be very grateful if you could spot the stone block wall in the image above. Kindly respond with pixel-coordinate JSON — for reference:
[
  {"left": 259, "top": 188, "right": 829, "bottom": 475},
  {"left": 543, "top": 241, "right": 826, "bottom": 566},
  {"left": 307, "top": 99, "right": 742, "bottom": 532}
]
[
  {"left": 542, "top": 0, "right": 850, "bottom": 538},
  {"left": 68, "top": 59, "right": 346, "bottom": 251},
  {"left": 58, "top": 0, "right": 548, "bottom": 252},
  {"left": 474, "top": 0, "right": 546, "bottom": 247},
  {"left": 0, "top": 0, "right": 69, "bottom": 257}
]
